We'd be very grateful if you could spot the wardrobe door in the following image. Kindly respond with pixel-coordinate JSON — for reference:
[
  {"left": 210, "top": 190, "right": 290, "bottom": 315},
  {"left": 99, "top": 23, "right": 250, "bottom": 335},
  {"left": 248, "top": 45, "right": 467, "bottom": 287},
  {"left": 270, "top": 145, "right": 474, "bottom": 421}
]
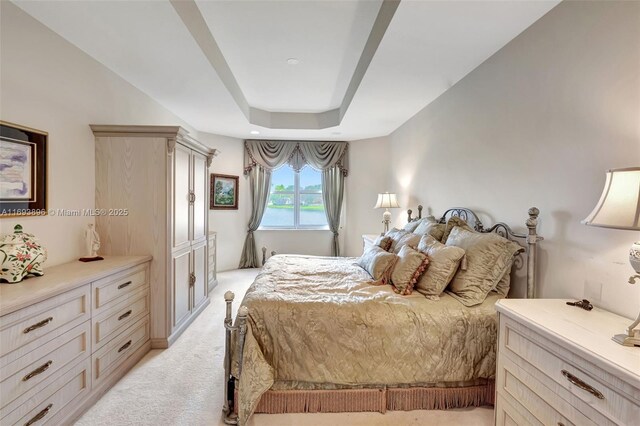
[
  {"left": 191, "top": 239, "right": 207, "bottom": 309},
  {"left": 173, "top": 143, "right": 192, "bottom": 250},
  {"left": 172, "top": 248, "right": 191, "bottom": 329},
  {"left": 191, "top": 151, "right": 207, "bottom": 242}
]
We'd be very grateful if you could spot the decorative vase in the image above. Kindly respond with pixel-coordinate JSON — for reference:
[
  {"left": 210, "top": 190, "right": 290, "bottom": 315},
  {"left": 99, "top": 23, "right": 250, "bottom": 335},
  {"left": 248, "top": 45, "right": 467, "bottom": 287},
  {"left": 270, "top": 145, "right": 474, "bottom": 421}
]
[
  {"left": 631, "top": 241, "right": 640, "bottom": 274},
  {"left": 0, "top": 224, "right": 48, "bottom": 283}
]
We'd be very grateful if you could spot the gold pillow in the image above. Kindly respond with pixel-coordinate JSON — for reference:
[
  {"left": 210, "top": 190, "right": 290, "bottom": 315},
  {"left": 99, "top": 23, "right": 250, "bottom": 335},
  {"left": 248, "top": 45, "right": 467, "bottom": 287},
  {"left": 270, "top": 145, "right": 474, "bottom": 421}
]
[
  {"left": 390, "top": 245, "right": 429, "bottom": 295},
  {"left": 373, "top": 235, "right": 393, "bottom": 251},
  {"left": 416, "top": 235, "right": 466, "bottom": 300},
  {"left": 385, "top": 228, "right": 421, "bottom": 254},
  {"left": 441, "top": 216, "right": 473, "bottom": 243},
  {"left": 493, "top": 259, "right": 514, "bottom": 296},
  {"left": 445, "top": 227, "right": 522, "bottom": 306},
  {"left": 356, "top": 245, "right": 398, "bottom": 285},
  {"left": 403, "top": 218, "right": 422, "bottom": 233},
  {"left": 413, "top": 216, "right": 446, "bottom": 241}
]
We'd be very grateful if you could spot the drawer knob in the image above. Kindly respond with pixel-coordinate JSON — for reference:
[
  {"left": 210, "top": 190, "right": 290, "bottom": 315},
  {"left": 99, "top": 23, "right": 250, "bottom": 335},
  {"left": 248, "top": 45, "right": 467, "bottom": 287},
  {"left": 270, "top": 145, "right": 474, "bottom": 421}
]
[
  {"left": 23, "top": 317, "right": 53, "bottom": 334},
  {"left": 118, "top": 310, "right": 133, "bottom": 321},
  {"left": 118, "top": 339, "right": 132, "bottom": 353},
  {"left": 117, "top": 280, "right": 132, "bottom": 290},
  {"left": 561, "top": 370, "right": 605, "bottom": 400},
  {"left": 24, "top": 403, "right": 53, "bottom": 426},
  {"left": 22, "top": 360, "right": 53, "bottom": 382}
]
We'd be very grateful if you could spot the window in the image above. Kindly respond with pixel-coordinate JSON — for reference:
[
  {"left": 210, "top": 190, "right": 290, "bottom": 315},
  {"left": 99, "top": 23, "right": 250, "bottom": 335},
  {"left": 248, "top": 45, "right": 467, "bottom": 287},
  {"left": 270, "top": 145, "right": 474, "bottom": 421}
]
[{"left": 260, "top": 166, "right": 328, "bottom": 229}]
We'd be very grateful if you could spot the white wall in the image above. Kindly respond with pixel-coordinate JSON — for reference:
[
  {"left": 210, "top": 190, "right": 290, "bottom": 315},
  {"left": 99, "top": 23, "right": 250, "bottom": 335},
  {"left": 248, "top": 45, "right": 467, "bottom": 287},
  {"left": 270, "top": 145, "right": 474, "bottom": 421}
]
[
  {"left": 199, "top": 132, "right": 249, "bottom": 271},
  {"left": 0, "top": 2, "right": 199, "bottom": 266},
  {"left": 386, "top": 0, "right": 640, "bottom": 319},
  {"left": 344, "top": 137, "right": 391, "bottom": 257}
]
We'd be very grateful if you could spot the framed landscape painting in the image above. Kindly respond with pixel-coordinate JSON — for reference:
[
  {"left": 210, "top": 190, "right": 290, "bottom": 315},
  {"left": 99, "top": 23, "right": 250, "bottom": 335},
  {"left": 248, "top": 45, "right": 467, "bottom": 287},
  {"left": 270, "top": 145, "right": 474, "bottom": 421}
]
[
  {"left": 0, "top": 121, "right": 48, "bottom": 217},
  {"left": 211, "top": 174, "right": 238, "bottom": 210}
]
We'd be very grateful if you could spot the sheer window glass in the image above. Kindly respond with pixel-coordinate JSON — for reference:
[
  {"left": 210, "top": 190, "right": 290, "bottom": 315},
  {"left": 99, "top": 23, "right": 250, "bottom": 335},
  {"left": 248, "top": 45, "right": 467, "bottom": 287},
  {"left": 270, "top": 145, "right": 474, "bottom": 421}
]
[{"left": 260, "top": 166, "right": 328, "bottom": 229}]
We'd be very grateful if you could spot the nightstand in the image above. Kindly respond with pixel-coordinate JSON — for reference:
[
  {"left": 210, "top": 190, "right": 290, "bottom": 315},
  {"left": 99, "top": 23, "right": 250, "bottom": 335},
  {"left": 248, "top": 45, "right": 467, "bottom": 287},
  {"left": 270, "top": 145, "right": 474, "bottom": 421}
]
[
  {"left": 495, "top": 299, "right": 640, "bottom": 426},
  {"left": 362, "top": 234, "right": 380, "bottom": 254}
]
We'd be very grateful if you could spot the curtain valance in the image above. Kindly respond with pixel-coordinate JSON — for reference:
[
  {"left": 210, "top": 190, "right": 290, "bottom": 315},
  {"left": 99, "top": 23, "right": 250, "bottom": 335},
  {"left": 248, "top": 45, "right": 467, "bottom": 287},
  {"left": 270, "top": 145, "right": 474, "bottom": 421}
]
[{"left": 244, "top": 140, "right": 348, "bottom": 176}]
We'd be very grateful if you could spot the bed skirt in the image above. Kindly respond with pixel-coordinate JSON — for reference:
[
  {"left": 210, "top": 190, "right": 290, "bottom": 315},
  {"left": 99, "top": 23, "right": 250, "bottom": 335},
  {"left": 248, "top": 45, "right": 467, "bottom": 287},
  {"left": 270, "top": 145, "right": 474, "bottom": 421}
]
[{"left": 235, "top": 381, "right": 495, "bottom": 415}]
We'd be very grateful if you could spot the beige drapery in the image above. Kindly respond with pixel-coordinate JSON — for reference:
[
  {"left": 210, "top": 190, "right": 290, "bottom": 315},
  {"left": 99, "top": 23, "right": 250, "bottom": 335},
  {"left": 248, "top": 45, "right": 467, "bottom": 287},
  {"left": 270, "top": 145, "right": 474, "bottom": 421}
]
[{"left": 239, "top": 140, "right": 348, "bottom": 267}]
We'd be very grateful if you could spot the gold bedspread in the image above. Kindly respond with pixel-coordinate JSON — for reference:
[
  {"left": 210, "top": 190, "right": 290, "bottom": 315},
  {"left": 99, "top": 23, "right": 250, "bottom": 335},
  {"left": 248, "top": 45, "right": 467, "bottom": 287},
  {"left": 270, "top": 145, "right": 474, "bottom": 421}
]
[{"left": 232, "top": 255, "right": 501, "bottom": 425}]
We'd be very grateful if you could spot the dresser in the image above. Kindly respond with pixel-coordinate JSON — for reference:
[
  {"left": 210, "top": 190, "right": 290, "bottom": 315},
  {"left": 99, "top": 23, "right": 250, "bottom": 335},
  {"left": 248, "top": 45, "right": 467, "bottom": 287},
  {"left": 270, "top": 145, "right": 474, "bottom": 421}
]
[
  {"left": 91, "top": 125, "right": 217, "bottom": 348},
  {"left": 495, "top": 299, "right": 640, "bottom": 426},
  {"left": 0, "top": 256, "right": 151, "bottom": 425}
]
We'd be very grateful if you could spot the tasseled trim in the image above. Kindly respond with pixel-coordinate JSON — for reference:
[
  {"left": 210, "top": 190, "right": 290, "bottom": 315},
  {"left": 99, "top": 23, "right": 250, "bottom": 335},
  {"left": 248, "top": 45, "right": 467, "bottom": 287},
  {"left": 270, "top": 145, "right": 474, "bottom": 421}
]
[{"left": 237, "top": 381, "right": 495, "bottom": 415}]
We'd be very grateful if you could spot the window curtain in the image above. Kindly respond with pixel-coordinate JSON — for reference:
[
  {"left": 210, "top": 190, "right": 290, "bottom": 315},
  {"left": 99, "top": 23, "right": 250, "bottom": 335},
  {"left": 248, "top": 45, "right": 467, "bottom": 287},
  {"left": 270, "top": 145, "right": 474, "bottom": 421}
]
[
  {"left": 238, "top": 166, "right": 272, "bottom": 268},
  {"left": 240, "top": 140, "right": 348, "bottom": 267},
  {"left": 321, "top": 165, "right": 345, "bottom": 256}
]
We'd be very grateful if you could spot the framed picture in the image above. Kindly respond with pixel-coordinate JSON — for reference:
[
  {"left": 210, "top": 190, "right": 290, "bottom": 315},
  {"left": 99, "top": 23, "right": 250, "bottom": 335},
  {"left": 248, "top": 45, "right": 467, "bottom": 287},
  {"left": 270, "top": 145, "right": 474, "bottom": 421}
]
[
  {"left": 210, "top": 174, "right": 238, "bottom": 210},
  {"left": 0, "top": 121, "right": 48, "bottom": 217}
]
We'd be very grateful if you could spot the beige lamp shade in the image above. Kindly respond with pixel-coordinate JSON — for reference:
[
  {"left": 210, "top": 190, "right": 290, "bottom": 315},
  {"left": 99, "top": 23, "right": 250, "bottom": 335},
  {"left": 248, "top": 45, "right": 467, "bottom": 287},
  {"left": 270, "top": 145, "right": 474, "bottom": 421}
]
[
  {"left": 582, "top": 167, "right": 640, "bottom": 230},
  {"left": 374, "top": 193, "right": 400, "bottom": 209}
]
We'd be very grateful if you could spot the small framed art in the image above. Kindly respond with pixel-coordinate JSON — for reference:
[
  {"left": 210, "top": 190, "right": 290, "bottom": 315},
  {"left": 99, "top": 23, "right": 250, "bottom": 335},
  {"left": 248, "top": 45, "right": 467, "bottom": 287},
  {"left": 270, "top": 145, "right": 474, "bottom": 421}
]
[
  {"left": 210, "top": 174, "right": 238, "bottom": 210},
  {"left": 0, "top": 121, "right": 48, "bottom": 217}
]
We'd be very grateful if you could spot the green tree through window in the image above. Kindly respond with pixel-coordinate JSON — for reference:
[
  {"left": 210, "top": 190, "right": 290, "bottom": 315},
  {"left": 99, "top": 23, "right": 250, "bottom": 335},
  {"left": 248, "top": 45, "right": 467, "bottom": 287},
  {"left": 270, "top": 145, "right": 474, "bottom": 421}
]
[{"left": 260, "top": 166, "right": 328, "bottom": 228}]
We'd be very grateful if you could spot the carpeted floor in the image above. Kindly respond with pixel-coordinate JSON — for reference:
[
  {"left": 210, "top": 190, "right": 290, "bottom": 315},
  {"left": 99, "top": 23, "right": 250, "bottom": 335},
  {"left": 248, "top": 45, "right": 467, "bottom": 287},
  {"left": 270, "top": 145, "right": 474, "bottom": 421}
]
[{"left": 76, "top": 268, "right": 493, "bottom": 426}]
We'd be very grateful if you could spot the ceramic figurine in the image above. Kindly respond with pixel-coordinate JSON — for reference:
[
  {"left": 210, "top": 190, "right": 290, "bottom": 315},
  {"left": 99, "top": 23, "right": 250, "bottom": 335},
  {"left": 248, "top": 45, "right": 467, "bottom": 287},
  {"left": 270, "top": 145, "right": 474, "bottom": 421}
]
[
  {"left": 0, "top": 224, "right": 48, "bottom": 283},
  {"left": 79, "top": 224, "right": 103, "bottom": 262},
  {"left": 85, "top": 224, "right": 101, "bottom": 258}
]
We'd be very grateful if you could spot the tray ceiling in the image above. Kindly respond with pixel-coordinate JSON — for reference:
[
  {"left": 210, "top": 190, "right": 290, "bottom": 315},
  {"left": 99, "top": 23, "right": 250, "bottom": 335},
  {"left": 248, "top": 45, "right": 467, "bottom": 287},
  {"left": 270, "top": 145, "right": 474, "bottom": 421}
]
[{"left": 13, "top": 0, "right": 559, "bottom": 140}]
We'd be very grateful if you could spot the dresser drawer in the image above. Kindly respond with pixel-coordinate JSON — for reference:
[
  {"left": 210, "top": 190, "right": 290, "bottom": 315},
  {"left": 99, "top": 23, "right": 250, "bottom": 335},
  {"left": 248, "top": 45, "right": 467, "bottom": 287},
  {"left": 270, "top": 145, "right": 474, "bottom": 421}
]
[
  {"left": 0, "top": 321, "right": 90, "bottom": 410},
  {"left": 496, "top": 393, "right": 543, "bottom": 426},
  {"left": 92, "top": 316, "right": 149, "bottom": 386},
  {"left": 93, "top": 287, "right": 149, "bottom": 349},
  {"left": 92, "top": 263, "right": 148, "bottom": 312},
  {"left": 0, "top": 357, "right": 90, "bottom": 426},
  {"left": 501, "top": 316, "right": 639, "bottom": 425},
  {"left": 498, "top": 352, "right": 601, "bottom": 426},
  {"left": 0, "top": 286, "right": 90, "bottom": 358}
]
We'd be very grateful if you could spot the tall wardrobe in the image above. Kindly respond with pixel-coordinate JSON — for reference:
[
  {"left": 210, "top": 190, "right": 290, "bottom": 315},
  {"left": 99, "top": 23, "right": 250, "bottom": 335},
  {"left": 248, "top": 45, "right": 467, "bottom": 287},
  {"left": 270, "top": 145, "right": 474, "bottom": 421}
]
[{"left": 91, "top": 125, "right": 217, "bottom": 348}]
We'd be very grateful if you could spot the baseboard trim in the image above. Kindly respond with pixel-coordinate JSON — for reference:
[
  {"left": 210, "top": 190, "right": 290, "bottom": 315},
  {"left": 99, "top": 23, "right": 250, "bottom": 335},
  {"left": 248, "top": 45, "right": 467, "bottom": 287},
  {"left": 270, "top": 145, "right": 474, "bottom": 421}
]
[
  {"left": 208, "top": 278, "right": 218, "bottom": 293},
  {"left": 150, "top": 338, "right": 169, "bottom": 349},
  {"left": 61, "top": 340, "right": 152, "bottom": 424}
]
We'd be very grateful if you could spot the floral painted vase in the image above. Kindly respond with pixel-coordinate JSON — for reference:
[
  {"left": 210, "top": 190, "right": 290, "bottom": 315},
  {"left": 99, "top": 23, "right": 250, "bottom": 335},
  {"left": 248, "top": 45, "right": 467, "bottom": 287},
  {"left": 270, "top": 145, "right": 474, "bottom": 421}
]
[{"left": 0, "top": 224, "right": 48, "bottom": 283}]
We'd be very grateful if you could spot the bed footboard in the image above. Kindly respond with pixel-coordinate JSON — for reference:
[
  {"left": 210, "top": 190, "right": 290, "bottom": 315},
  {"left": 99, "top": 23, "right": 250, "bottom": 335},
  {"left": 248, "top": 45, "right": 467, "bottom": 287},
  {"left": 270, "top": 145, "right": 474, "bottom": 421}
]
[{"left": 223, "top": 291, "right": 248, "bottom": 425}]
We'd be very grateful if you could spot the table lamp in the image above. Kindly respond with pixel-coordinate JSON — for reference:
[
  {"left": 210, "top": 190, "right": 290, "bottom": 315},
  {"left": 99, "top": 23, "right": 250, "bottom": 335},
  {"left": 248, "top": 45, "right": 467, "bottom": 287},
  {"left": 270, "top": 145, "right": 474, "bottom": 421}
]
[
  {"left": 374, "top": 192, "right": 400, "bottom": 235},
  {"left": 583, "top": 166, "right": 640, "bottom": 347}
]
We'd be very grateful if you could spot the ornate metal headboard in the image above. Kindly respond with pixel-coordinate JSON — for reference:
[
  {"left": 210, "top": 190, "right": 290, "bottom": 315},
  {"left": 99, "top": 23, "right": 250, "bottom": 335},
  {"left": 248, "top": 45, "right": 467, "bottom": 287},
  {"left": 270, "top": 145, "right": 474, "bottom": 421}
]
[{"left": 407, "top": 205, "right": 543, "bottom": 299}]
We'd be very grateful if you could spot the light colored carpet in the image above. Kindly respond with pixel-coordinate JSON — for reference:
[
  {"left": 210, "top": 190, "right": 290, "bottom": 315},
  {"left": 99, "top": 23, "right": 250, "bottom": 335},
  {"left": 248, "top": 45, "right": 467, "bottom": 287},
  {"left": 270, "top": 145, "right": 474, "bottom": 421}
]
[{"left": 76, "top": 268, "right": 494, "bottom": 426}]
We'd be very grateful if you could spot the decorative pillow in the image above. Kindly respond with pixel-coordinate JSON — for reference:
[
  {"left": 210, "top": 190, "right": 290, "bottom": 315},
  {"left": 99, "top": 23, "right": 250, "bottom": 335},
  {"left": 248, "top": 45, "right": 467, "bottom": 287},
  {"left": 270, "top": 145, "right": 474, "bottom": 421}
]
[
  {"left": 393, "top": 232, "right": 421, "bottom": 254},
  {"left": 373, "top": 235, "right": 393, "bottom": 252},
  {"left": 355, "top": 245, "right": 398, "bottom": 284},
  {"left": 384, "top": 228, "right": 421, "bottom": 254},
  {"left": 440, "top": 216, "right": 474, "bottom": 243},
  {"left": 493, "top": 259, "right": 514, "bottom": 296},
  {"left": 445, "top": 227, "right": 522, "bottom": 306},
  {"left": 390, "top": 245, "right": 429, "bottom": 295},
  {"left": 413, "top": 216, "right": 446, "bottom": 241},
  {"left": 403, "top": 218, "right": 423, "bottom": 233},
  {"left": 415, "top": 235, "right": 466, "bottom": 300}
]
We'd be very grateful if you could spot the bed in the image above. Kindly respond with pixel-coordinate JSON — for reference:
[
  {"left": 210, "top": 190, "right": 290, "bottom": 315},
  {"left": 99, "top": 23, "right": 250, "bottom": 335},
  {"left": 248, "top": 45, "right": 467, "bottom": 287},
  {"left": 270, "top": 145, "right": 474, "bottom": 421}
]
[{"left": 222, "top": 207, "right": 543, "bottom": 425}]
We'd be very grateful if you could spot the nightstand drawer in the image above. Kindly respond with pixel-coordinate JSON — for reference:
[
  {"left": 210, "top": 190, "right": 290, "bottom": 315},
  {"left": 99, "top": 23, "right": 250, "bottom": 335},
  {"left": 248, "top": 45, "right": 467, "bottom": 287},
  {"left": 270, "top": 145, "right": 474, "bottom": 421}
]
[
  {"left": 500, "top": 315, "right": 639, "bottom": 425},
  {"left": 498, "top": 351, "right": 601, "bottom": 426},
  {"left": 496, "top": 393, "right": 543, "bottom": 426}
]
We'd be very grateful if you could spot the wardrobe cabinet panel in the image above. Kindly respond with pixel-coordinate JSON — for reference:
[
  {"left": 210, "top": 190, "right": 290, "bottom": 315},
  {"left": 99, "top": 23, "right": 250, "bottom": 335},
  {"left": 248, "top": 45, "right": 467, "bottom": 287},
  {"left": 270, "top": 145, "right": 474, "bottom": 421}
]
[{"left": 93, "top": 125, "right": 215, "bottom": 348}]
